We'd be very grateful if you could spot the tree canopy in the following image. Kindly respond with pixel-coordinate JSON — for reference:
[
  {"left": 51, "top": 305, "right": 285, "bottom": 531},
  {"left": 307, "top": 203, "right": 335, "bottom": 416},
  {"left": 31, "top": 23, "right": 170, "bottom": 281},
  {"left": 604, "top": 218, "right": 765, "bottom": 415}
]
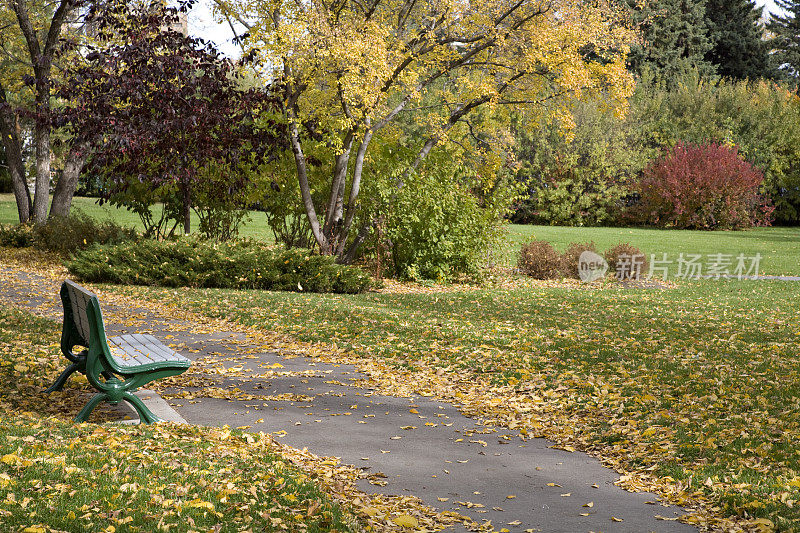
[
  {"left": 57, "top": 0, "right": 284, "bottom": 238},
  {"left": 215, "top": 0, "right": 637, "bottom": 260},
  {"left": 624, "top": 0, "right": 715, "bottom": 81}
]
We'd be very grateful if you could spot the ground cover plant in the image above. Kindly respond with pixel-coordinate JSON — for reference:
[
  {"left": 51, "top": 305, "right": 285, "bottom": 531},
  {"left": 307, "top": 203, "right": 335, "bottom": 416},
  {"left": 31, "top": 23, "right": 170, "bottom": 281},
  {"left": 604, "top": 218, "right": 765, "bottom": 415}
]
[
  {"left": 105, "top": 279, "right": 800, "bottom": 531},
  {"left": 67, "top": 238, "right": 374, "bottom": 293},
  {"left": 0, "top": 305, "right": 359, "bottom": 532}
]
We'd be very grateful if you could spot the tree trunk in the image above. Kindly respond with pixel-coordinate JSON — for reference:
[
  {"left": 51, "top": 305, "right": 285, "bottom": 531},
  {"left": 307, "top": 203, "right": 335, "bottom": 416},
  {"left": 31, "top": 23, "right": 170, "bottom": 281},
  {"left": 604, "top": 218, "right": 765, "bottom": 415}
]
[
  {"left": 50, "top": 142, "right": 87, "bottom": 218},
  {"left": 288, "top": 114, "right": 329, "bottom": 253},
  {"left": 182, "top": 183, "right": 191, "bottom": 234},
  {"left": 31, "top": 99, "right": 51, "bottom": 223},
  {"left": 0, "top": 85, "right": 31, "bottom": 224},
  {"left": 336, "top": 129, "right": 373, "bottom": 257},
  {"left": 11, "top": 0, "right": 76, "bottom": 224},
  {"left": 323, "top": 131, "right": 353, "bottom": 241}
]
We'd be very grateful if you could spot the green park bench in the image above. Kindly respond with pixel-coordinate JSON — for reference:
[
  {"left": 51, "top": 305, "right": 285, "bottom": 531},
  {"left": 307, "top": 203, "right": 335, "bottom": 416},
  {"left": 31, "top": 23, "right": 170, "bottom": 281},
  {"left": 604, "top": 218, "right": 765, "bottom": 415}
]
[{"left": 46, "top": 279, "right": 191, "bottom": 424}]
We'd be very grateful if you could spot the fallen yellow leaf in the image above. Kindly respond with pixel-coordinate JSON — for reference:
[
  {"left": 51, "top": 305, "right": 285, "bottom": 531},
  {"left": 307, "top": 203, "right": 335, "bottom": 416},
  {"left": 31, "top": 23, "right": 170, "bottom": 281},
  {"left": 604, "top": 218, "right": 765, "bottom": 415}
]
[{"left": 393, "top": 514, "right": 419, "bottom": 528}]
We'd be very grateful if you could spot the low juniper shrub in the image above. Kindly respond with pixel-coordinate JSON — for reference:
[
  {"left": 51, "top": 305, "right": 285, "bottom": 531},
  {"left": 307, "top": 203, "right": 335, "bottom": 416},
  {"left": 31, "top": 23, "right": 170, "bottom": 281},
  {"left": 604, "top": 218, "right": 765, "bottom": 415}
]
[{"left": 67, "top": 237, "right": 374, "bottom": 294}]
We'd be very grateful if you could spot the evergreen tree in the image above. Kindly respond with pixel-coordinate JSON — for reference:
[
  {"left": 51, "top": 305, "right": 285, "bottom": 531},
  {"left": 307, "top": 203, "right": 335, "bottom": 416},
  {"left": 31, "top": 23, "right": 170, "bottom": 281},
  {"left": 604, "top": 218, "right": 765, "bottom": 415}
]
[
  {"left": 705, "top": 0, "right": 773, "bottom": 79},
  {"left": 625, "top": 0, "right": 716, "bottom": 82},
  {"left": 768, "top": 0, "right": 800, "bottom": 81}
]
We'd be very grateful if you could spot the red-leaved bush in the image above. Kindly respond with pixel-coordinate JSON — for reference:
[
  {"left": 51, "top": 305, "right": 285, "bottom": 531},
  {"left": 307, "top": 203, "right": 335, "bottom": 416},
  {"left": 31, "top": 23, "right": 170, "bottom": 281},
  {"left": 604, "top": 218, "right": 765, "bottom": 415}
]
[{"left": 627, "top": 143, "right": 773, "bottom": 229}]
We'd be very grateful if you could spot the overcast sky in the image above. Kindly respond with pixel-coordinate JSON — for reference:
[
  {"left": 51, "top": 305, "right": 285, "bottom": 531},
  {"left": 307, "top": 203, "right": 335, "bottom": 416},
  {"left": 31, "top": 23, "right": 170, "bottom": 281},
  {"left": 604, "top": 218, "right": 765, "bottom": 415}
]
[
  {"left": 187, "top": 0, "right": 786, "bottom": 59},
  {"left": 186, "top": 0, "right": 244, "bottom": 58},
  {"left": 756, "top": 0, "right": 780, "bottom": 13}
]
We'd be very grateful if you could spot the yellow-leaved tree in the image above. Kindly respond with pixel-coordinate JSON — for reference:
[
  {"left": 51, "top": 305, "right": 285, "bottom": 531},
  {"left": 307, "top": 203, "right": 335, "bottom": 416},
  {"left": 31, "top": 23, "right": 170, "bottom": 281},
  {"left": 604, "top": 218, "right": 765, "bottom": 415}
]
[
  {"left": 216, "top": 0, "right": 636, "bottom": 261},
  {"left": 0, "top": 0, "right": 86, "bottom": 224}
]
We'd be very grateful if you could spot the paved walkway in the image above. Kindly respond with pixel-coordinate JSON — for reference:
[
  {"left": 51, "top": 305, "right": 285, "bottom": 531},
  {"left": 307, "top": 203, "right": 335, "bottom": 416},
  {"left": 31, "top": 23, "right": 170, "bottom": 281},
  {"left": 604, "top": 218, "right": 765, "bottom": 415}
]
[{"left": 0, "top": 268, "right": 695, "bottom": 532}]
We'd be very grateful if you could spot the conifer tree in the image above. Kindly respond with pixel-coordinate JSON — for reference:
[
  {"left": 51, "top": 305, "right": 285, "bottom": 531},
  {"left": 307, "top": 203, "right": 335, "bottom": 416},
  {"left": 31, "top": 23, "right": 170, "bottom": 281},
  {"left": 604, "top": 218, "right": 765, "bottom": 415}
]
[
  {"left": 768, "top": 0, "right": 800, "bottom": 80},
  {"left": 625, "top": 0, "right": 716, "bottom": 82},
  {"left": 705, "top": 0, "right": 772, "bottom": 79}
]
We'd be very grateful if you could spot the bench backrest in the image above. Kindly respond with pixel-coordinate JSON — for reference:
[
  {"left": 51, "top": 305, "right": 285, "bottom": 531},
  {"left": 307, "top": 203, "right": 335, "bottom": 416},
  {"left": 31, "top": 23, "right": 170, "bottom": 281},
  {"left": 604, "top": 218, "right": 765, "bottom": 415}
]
[{"left": 62, "top": 280, "right": 102, "bottom": 345}]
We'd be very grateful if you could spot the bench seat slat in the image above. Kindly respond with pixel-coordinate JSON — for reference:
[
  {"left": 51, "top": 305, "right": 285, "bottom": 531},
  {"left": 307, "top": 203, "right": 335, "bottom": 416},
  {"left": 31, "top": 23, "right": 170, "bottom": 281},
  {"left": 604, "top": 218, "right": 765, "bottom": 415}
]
[
  {"left": 108, "top": 334, "right": 190, "bottom": 372},
  {"left": 114, "top": 333, "right": 175, "bottom": 363},
  {"left": 122, "top": 335, "right": 185, "bottom": 363}
]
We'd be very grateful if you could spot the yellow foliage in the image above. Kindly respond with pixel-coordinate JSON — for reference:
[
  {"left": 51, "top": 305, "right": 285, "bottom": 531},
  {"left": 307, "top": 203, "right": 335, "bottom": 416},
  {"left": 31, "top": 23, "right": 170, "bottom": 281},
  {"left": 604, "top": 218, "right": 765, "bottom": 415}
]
[{"left": 216, "top": 0, "right": 635, "bottom": 140}]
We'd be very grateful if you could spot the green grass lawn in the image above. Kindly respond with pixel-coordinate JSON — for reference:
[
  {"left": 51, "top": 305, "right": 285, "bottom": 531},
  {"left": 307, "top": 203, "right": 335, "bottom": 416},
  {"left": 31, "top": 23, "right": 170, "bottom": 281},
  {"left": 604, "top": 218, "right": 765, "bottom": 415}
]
[
  {"left": 0, "top": 194, "right": 276, "bottom": 242},
  {"left": 108, "top": 279, "right": 800, "bottom": 530},
  {"left": 3, "top": 193, "right": 798, "bottom": 275},
  {"left": 506, "top": 224, "right": 800, "bottom": 277}
]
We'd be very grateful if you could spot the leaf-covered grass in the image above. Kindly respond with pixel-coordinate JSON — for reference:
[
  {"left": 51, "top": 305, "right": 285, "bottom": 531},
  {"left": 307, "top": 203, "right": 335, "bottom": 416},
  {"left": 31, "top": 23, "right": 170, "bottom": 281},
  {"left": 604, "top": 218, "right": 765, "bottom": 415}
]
[
  {"left": 114, "top": 279, "right": 800, "bottom": 529},
  {"left": 0, "top": 305, "right": 358, "bottom": 532},
  {"left": 0, "top": 417, "right": 354, "bottom": 533}
]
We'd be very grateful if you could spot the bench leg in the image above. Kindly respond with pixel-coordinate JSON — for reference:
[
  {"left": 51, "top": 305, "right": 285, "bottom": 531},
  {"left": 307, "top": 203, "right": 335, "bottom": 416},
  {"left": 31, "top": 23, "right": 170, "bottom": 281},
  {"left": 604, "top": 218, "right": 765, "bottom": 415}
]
[
  {"left": 123, "top": 392, "right": 160, "bottom": 425},
  {"left": 74, "top": 392, "right": 107, "bottom": 423},
  {"left": 45, "top": 362, "right": 82, "bottom": 393},
  {"left": 73, "top": 391, "right": 161, "bottom": 424}
]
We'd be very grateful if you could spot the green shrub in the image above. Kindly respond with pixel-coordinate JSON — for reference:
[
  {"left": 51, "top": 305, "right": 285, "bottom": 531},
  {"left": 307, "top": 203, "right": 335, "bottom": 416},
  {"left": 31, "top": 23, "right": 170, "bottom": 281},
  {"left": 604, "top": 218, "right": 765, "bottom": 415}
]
[
  {"left": 517, "top": 240, "right": 562, "bottom": 279},
  {"left": 560, "top": 242, "right": 598, "bottom": 279},
  {"left": 0, "top": 211, "right": 137, "bottom": 255},
  {"left": 67, "top": 238, "right": 374, "bottom": 294},
  {"left": 512, "top": 100, "right": 648, "bottom": 226},
  {"left": 381, "top": 160, "right": 511, "bottom": 282},
  {"left": 605, "top": 243, "right": 649, "bottom": 280},
  {"left": 36, "top": 211, "right": 138, "bottom": 255}
]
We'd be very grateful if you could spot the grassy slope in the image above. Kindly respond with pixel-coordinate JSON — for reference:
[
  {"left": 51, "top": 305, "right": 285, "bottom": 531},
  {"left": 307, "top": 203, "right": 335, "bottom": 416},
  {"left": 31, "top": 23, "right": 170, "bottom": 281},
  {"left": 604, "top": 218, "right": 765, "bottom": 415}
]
[{"left": 115, "top": 279, "right": 800, "bottom": 529}]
